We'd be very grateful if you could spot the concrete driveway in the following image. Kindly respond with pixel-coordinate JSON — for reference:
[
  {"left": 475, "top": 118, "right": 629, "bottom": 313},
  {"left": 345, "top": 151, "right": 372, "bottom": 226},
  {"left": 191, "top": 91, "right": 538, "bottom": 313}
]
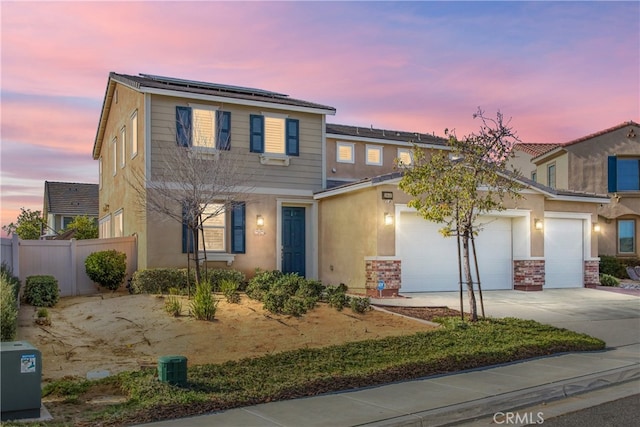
[{"left": 381, "top": 288, "right": 640, "bottom": 348}]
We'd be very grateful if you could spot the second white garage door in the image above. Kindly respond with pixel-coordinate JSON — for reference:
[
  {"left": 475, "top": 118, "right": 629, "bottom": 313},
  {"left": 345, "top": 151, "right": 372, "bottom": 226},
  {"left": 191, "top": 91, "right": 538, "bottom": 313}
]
[
  {"left": 544, "top": 218, "right": 584, "bottom": 288},
  {"left": 398, "top": 213, "right": 513, "bottom": 292}
]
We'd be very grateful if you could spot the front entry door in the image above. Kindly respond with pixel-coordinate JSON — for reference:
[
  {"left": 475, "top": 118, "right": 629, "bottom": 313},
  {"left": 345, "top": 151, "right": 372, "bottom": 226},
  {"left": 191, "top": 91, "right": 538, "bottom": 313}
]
[{"left": 282, "top": 207, "right": 305, "bottom": 276}]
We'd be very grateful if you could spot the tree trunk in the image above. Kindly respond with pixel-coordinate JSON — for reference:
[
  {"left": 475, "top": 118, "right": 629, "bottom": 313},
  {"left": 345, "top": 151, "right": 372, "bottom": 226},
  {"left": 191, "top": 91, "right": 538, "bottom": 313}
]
[
  {"left": 191, "top": 227, "right": 202, "bottom": 285},
  {"left": 462, "top": 230, "right": 478, "bottom": 321}
]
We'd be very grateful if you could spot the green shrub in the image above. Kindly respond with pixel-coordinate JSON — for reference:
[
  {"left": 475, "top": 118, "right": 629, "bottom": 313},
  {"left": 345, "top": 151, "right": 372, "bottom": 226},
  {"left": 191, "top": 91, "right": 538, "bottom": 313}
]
[
  {"left": 35, "top": 307, "right": 51, "bottom": 326},
  {"left": 220, "top": 279, "right": 240, "bottom": 304},
  {"left": 207, "top": 269, "right": 246, "bottom": 292},
  {"left": 85, "top": 250, "right": 127, "bottom": 291},
  {"left": 24, "top": 275, "right": 59, "bottom": 307},
  {"left": 1, "top": 263, "right": 20, "bottom": 301},
  {"left": 295, "top": 279, "right": 324, "bottom": 300},
  {"left": 599, "top": 273, "right": 620, "bottom": 287},
  {"left": 1, "top": 273, "right": 18, "bottom": 341},
  {"left": 325, "top": 284, "right": 349, "bottom": 311},
  {"left": 350, "top": 296, "right": 372, "bottom": 314},
  {"left": 164, "top": 295, "right": 182, "bottom": 317},
  {"left": 599, "top": 255, "right": 626, "bottom": 278},
  {"left": 130, "top": 268, "right": 193, "bottom": 295},
  {"left": 190, "top": 280, "right": 218, "bottom": 321},
  {"left": 246, "top": 269, "right": 283, "bottom": 301}
]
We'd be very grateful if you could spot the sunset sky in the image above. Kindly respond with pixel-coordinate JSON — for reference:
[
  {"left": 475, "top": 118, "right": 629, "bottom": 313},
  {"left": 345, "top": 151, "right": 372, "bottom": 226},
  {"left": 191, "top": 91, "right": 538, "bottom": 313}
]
[{"left": 1, "top": 1, "right": 638, "bottom": 233}]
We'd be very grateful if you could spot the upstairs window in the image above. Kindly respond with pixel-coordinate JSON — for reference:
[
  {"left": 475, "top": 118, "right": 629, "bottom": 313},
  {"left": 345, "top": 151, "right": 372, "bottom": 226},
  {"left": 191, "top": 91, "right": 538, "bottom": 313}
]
[
  {"left": 547, "top": 164, "right": 556, "bottom": 189},
  {"left": 397, "top": 148, "right": 413, "bottom": 167},
  {"left": 249, "top": 114, "right": 299, "bottom": 156},
  {"left": 176, "top": 106, "right": 231, "bottom": 150},
  {"left": 609, "top": 156, "right": 640, "bottom": 192},
  {"left": 531, "top": 171, "right": 537, "bottom": 182},
  {"left": 112, "top": 137, "right": 117, "bottom": 176},
  {"left": 366, "top": 145, "right": 383, "bottom": 166},
  {"left": 336, "top": 142, "right": 355, "bottom": 163}
]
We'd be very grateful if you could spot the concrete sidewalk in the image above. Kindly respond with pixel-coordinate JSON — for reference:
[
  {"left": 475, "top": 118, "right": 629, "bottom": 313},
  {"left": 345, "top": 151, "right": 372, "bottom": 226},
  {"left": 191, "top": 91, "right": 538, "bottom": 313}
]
[{"left": 137, "top": 289, "right": 639, "bottom": 427}]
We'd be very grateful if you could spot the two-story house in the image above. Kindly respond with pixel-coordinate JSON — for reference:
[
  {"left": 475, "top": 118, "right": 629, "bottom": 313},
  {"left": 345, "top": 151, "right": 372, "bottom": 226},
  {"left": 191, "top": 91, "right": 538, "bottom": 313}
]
[
  {"left": 93, "top": 72, "right": 608, "bottom": 294},
  {"left": 529, "top": 121, "right": 639, "bottom": 258},
  {"left": 42, "top": 181, "right": 99, "bottom": 237},
  {"left": 92, "top": 72, "right": 335, "bottom": 278}
]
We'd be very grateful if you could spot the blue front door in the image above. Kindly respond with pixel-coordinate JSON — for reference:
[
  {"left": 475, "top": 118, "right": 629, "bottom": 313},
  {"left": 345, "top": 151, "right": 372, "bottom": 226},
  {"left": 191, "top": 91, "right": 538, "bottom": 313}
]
[{"left": 282, "top": 207, "right": 305, "bottom": 276}]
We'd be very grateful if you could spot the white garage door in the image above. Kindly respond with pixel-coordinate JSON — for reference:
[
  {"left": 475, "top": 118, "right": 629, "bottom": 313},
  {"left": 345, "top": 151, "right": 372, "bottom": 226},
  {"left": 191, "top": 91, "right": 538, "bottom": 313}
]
[
  {"left": 398, "top": 213, "right": 513, "bottom": 292},
  {"left": 544, "top": 218, "right": 583, "bottom": 288}
]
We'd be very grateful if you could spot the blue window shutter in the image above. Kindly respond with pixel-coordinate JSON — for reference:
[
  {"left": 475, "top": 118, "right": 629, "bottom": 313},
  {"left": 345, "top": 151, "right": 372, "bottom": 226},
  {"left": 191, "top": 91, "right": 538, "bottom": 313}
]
[
  {"left": 176, "top": 106, "right": 192, "bottom": 147},
  {"left": 231, "top": 203, "right": 246, "bottom": 254},
  {"left": 250, "top": 114, "right": 264, "bottom": 153},
  {"left": 286, "top": 118, "right": 299, "bottom": 156},
  {"left": 608, "top": 156, "right": 617, "bottom": 193},
  {"left": 182, "top": 206, "right": 194, "bottom": 253},
  {"left": 216, "top": 111, "right": 231, "bottom": 150}
]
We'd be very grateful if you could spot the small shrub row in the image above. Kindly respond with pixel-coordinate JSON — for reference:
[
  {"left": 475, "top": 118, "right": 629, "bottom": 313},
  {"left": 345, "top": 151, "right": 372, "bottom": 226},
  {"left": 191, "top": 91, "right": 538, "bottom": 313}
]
[
  {"left": 247, "top": 270, "right": 370, "bottom": 316},
  {"left": 191, "top": 280, "right": 218, "bottom": 321},
  {"left": 131, "top": 268, "right": 245, "bottom": 295}
]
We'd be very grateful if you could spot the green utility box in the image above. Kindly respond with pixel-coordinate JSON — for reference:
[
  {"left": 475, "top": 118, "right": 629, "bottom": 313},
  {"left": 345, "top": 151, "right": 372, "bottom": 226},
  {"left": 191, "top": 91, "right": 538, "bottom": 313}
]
[
  {"left": 1, "top": 341, "right": 42, "bottom": 421},
  {"left": 158, "top": 355, "right": 187, "bottom": 386}
]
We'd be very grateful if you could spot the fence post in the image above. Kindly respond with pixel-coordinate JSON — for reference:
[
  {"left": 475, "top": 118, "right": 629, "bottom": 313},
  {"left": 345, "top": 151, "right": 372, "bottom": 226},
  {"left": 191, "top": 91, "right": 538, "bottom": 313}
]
[
  {"left": 70, "top": 238, "right": 77, "bottom": 296},
  {"left": 11, "top": 234, "right": 20, "bottom": 279}
]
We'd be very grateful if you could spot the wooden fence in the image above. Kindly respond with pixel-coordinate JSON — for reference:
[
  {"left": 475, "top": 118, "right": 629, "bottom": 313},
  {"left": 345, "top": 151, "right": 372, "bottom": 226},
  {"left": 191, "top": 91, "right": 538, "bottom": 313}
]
[{"left": 0, "top": 235, "right": 137, "bottom": 297}]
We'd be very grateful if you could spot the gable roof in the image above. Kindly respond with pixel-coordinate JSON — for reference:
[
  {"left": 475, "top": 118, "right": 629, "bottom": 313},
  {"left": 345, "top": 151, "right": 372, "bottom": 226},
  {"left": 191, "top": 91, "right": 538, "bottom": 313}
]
[
  {"left": 326, "top": 123, "right": 447, "bottom": 147},
  {"left": 44, "top": 181, "right": 99, "bottom": 217},
  {"left": 93, "top": 72, "right": 337, "bottom": 159},
  {"left": 532, "top": 121, "right": 639, "bottom": 163}
]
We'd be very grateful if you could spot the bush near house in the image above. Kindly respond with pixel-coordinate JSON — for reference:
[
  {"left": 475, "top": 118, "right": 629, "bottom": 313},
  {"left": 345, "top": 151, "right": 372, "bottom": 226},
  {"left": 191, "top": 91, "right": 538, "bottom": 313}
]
[
  {"left": 0, "top": 268, "right": 20, "bottom": 341},
  {"left": 599, "top": 255, "right": 640, "bottom": 279},
  {"left": 85, "top": 250, "right": 127, "bottom": 291},
  {"left": 24, "top": 275, "right": 59, "bottom": 307},
  {"left": 599, "top": 274, "right": 620, "bottom": 287},
  {"left": 131, "top": 268, "right": 245, "bottom": 295}
]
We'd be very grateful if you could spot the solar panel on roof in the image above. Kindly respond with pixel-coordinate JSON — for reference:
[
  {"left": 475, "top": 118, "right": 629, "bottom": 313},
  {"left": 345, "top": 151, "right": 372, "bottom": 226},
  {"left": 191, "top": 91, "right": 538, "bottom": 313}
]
[{"left": 139, "top": 74, "right": 289, "bottom": 98}]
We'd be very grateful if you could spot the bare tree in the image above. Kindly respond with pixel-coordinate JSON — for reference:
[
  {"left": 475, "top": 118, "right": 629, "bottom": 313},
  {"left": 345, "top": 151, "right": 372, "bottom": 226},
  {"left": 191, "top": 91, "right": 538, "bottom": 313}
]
[
  {"left": 129, "top": 107, "right": 258, "bottom": 287},
  {"left": 399, "top": 109, "right": 522, "bottom": 321}
]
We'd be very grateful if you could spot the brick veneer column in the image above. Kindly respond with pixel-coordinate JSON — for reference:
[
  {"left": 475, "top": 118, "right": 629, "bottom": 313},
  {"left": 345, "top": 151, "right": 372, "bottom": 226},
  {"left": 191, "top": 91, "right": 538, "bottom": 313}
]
[
  {"left": 584, "top": 260, "right": 599, "bottom": 288},
  {"left": 513, "top": 260, "right": 545, "bottom": 291},
  {"left": 364, "top": 257, "right": 401, "bottom": 297}
]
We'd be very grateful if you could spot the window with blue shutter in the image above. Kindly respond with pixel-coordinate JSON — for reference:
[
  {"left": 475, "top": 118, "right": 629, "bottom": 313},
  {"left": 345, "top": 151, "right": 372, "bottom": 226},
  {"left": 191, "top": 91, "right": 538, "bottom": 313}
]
[
  {"left": 285, "top": 118, "right": 299, "bottom": 156},
  {"left": 216, "top": 111, "right": 231, "bottom": 150},
  {"left": 176, "top": 106, "right": 192, "bottom": 147},
  {"left": 250, "top": 114, "right": 264, "bottom": 153},
  {"left": 231, "top": 202, "right": 246, "bottom": 253},
  {"left": 609, "top": 156, "right": 640, "bottom": 192}
]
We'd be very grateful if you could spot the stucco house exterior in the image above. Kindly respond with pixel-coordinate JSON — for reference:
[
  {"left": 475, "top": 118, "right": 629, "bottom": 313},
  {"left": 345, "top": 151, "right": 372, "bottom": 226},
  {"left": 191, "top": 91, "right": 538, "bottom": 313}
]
[
  {"left": 529, "top": 121, "right": 639, "bottom": 258},
  {"left": 42, "top": 181, "right": 99, "bottom": 236},
  {"left": 93, "top": 72, "right": 609, "bottom": 293}
]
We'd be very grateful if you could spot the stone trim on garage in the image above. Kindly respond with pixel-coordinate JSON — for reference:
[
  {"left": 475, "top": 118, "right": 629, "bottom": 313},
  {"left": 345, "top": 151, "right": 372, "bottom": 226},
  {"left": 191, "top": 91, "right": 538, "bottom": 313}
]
[
  {"left": 364, "top": 257, "right": 401, "bottom": 297},
  {"left": 513, "top": 259, "right": 545, "bottom": 291},
  {"left": 584, "top": 260, "right": 600, "bottom": 288}
]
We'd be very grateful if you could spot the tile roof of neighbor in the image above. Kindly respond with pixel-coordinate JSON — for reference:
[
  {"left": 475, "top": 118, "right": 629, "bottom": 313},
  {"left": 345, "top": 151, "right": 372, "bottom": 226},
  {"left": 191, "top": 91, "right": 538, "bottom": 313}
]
[
  {"left": 44, "top": 181, "right": 99, "bottom": 217},
  {"left": 111, "top": 73, "right": 337, "bottom": 113},
  {"left": 514, "top": 143, "right": 561, "bottom": 157},
  {"left": 326, "top": 123, "right": 447, "bottom": 146}
]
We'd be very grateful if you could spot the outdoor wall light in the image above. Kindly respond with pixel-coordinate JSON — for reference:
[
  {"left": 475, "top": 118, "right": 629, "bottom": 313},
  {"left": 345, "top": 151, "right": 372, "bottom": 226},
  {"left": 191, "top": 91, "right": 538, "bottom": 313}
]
[
  {"left": 534, "top": 218, "right": 543, "bottom": 231},
  {"left": 384, "top": 212, "right": 394, "bottom": 226},
  {"left": 256, "top": 215, "right": 264, "bottom": 228},
  {"left": 593, "top": 223, "right": 601, "bottom": 233}
]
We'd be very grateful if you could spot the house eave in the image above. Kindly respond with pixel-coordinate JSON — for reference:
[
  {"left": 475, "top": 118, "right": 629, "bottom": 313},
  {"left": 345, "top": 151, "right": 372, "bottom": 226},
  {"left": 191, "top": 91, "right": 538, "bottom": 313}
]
[{"left": 326, "top": 132, "right": 450, "bottom": 150}]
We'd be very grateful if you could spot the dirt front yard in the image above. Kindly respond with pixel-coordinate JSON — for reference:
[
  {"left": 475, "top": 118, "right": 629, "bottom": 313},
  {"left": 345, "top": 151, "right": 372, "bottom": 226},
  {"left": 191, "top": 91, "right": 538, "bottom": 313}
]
[{"left": 16, "top": 292, "right": 437, "bottom": 381}]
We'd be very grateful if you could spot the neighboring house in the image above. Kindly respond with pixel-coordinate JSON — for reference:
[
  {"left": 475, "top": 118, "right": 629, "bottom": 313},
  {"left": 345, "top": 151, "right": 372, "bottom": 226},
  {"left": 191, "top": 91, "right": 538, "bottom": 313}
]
[
  {"left": 92, "top": 72, "right": 608, "bottom": 294},
  {"left": 511, "top": 143, "right": 560, "bottom": 182},
  {"left": 529, "top": 121, "right": 640, "bottom": 258},
  {"left": 43, "top": 181, "right": 99, "bottom": 237},
  {"left": 92, "top": 72, "right": 336, "bottom": 277}
]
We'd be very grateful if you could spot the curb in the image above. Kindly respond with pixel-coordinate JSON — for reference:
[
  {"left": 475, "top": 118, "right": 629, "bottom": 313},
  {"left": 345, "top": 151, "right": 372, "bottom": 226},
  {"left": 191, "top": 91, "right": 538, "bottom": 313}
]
[{"left": 356, "top": 364, "right": 640, "bottom": 427}]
